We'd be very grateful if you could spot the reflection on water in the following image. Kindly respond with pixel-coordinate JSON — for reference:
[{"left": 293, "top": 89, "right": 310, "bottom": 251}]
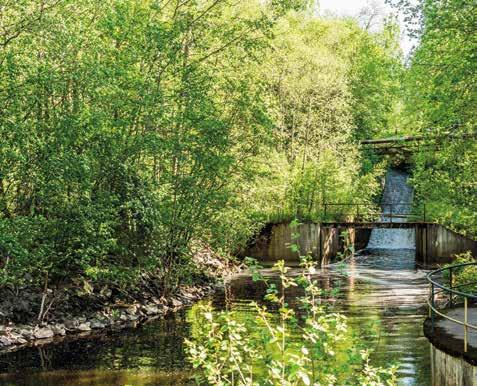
[{"left": 0, "top": 249, "right": 430, "bottom": 386}]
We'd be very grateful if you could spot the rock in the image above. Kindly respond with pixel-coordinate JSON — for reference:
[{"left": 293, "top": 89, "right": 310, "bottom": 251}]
[
  {"left": 119, "top": 313, "right": 129, "bottom": 322},
  {"left": 17, "top": 327, "right": 34, "bottom": 340},
  {"left": 126, "top": 305, "right": 138, "bottom": 315},
  {"left": 171, "top": 298, "right": 182, "bottom": 308},
  {"left": 52, "top": 324, "right": 66, "bottom": 336},
  {"left": 77, "top": 322, "right": 91, "bottom": 332},
  {"left": 100, "top": 287, "right": 112, "bottom": 299},
  {"left": 0, "top": 336, "right": 12, "bottom": 347},
  {"left": 143, "top": 304, "right": 159, "bottom": 315},
  {"left": 16, "top": 337, "right": 27, "bottom": 344},
  {"left": 90, "top": 319, "right": 106, "bottom": 329},
  {"left": 64, "top": 319, "right": 78, "bottom": 330},
  {"left": 34, "top": 327, "right": 54, "bottom": 339}
]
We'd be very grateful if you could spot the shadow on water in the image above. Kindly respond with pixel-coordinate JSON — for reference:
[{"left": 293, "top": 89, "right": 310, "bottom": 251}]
[{"left": 0, "top": 248, "right": 431, "bottom": 385}]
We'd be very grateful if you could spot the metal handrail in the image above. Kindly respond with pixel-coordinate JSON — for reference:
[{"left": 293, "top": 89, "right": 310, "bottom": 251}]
[
  {"left": 427, "top": 262, "right": 477, "bottom": 352},
  {"left": 323, "top": 202, "right": 426, "bottom": 223}
]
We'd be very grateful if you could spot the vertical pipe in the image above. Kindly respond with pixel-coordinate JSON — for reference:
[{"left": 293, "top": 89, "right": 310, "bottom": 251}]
[
  {"left": 449, "top": 267, "right": 453, "bottom": 308},
  {"left": 431, "top": 283, "right": 435, "bottom": 332},
  {"left": 464, "top": 297, "right": 468, "bottom": 353}
]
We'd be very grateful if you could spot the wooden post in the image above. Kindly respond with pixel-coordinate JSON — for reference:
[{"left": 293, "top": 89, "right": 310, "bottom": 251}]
[{"left": 319, "top": 226, "right": 323, "bottom": 263}]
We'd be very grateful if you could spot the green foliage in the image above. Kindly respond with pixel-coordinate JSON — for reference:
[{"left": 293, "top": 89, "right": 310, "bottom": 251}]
[
  {"left": 0, "top": 1, "right": 401, "bottom": 291},
  {"left": 444, "top": 252, "right": 477, "bottom": 295},
  {"left": 392, "top": 0, "right": 477, "bottom": 236},
  {"left": 185, "top": 256, "right": 397, "bottom": 385}
]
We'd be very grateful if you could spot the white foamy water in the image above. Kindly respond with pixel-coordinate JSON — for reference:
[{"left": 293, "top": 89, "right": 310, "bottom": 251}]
[{"left": 367, "top": 169, "right": 415, "bottom": 249}]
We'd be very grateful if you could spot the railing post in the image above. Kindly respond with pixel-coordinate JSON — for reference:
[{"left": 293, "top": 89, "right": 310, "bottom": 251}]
[
  {"left": 449, "top": 267, "right": 453, "bottom": 308},
  {"left": 464, "top": 297, "right": 468, "bottom": 352},
  {"left": 390, "top": 203, "right": 393, "bottom": 223},
  {"left": 431, "top": 282, "right": 435, "bottom": 332}
]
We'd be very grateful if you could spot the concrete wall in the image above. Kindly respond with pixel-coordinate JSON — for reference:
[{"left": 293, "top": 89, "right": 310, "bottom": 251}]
[
  {"left": 243, "top": 221, "right": 477, "bottom": 266},
  {"left": 416, "top": 224, "right": 477, "bottom": 265},
  {"left": 431, "top": 345, "right": 477, "bottom": 386},
  {"left": 243, "top": 222, "right": 371, "bottom": 265}
]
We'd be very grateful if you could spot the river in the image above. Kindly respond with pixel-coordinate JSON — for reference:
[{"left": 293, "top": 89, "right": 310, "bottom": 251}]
[{"left": 0, "top": 248, "right": 431, "bottom": 386}]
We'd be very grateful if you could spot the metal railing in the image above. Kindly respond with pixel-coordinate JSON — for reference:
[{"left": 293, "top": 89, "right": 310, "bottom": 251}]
[
  {"left": 427, "top": 262, "right": 477, "bottom": 352},
  {"left": 322, "top": 202, "right": 426, "bottom": 223}
]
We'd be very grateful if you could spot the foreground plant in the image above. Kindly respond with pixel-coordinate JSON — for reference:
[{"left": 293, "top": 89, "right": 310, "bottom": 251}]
[{"left": 185, "top": 256, "right": 396, "bottom": 385}]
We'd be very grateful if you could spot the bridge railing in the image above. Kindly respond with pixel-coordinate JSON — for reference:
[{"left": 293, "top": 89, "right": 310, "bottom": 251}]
[
  {"left": 427, "top": 262, "right": 477, "bottom": 352},
  {"left": 322, "top": 202, "right": 426, "bottom": 223}
]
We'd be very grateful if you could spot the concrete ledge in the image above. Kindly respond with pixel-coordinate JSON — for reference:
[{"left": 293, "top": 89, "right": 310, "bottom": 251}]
[{"left": 424, "top": 317, "right": 477, "bottom": 366}]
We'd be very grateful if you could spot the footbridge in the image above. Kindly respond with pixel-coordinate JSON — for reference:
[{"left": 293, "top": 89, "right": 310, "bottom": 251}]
[{"left": 359, "top": 132, "right": 477, "bottom": 155}]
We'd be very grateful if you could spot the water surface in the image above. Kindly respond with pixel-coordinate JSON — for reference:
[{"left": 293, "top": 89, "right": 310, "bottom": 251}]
[{"left": 0, "top": 248, "right": 431, "bottom": 385}]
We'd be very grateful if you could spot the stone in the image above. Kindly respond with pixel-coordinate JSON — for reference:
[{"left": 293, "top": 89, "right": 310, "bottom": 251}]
[
  {"left": 77, "top": 322, "right": 91, "bottom": 332},
  {"left": 17, "top": 327, "right": 34, "bottom": 340},
  {"left": 100, "top": 287, "right": 112, "bottom": 299},
  {"left": 64, "top": 319, "right": 78, "bottom": 330},
  {"left": 90, "top": 319, "right": 106, "bottom": 329},
  {"left": 16, "top": 337, "right": 27, "bottom": 345},
  {"left": 126, "top": 305, "right": 138, "bottom": 315},
  {"left": 52, "top": 324, "right": 66, "bottom": 336},
  {"left": 0, "top": 336, "right": 12, "bottom": 347},
  {"left": 171, "top": 298, "right": 182, "bottom": 308},
  {"left": 34, "top": 327, "right": 54, "bottom": 339},
  {"left": 143, "top": 304, "right": 159, "bottom": 315}
]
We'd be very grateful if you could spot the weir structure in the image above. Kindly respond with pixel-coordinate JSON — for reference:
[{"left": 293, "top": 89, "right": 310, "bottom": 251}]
[{"left": 244, "top": 168, "right": 477, "bottom": 266}]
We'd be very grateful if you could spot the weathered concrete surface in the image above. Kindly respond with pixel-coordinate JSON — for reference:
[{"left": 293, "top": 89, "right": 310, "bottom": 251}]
[
  {"left": 435, "top": 308, "right": 477, "bottom": 351},
  {"left": 430, "top": 345, "right": 477, "bottom": 386},
  {"left": 416, "top": 224, "right": 477, "bottom": 265},
  {"left": 244, "top": 221, "right": 477, "bottom": 266},
  {"left": 424, "top": 309, "right": 477, "bottom": 367},
  {"left": 242, "top": 222, "right": 371, "bottom": 264}
]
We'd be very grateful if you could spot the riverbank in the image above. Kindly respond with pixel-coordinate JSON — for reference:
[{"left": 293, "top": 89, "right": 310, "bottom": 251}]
[{"left": 0, "top": 246, "right": 240, "bottom": 352}]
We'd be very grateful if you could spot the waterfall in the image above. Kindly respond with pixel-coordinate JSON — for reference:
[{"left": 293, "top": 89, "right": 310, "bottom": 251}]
[{"left": 366, "top": 169, "right": 415, "bottom": 249}]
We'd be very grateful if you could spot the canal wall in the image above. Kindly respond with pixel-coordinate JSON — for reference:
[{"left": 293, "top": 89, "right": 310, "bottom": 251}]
[
  {"left": 416, "top": 223, "right": 477, "bottom": 265},
  {"left": 242, "top": 222, "right": 371, "bottom": 264},
  {"left": 244, "top": 222, "right": 477, "bottom": 265},
  {"left": 430, "top": 345, "right": 477, "bottom": 386}
]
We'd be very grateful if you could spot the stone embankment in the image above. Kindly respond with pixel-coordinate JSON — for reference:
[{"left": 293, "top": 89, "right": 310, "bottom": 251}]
[
  {"left": 0, "top": 245, "right": 239, "bottom": 351},
  {"left": 0, "top": 284, "right": 215, "bottom": 351}
]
